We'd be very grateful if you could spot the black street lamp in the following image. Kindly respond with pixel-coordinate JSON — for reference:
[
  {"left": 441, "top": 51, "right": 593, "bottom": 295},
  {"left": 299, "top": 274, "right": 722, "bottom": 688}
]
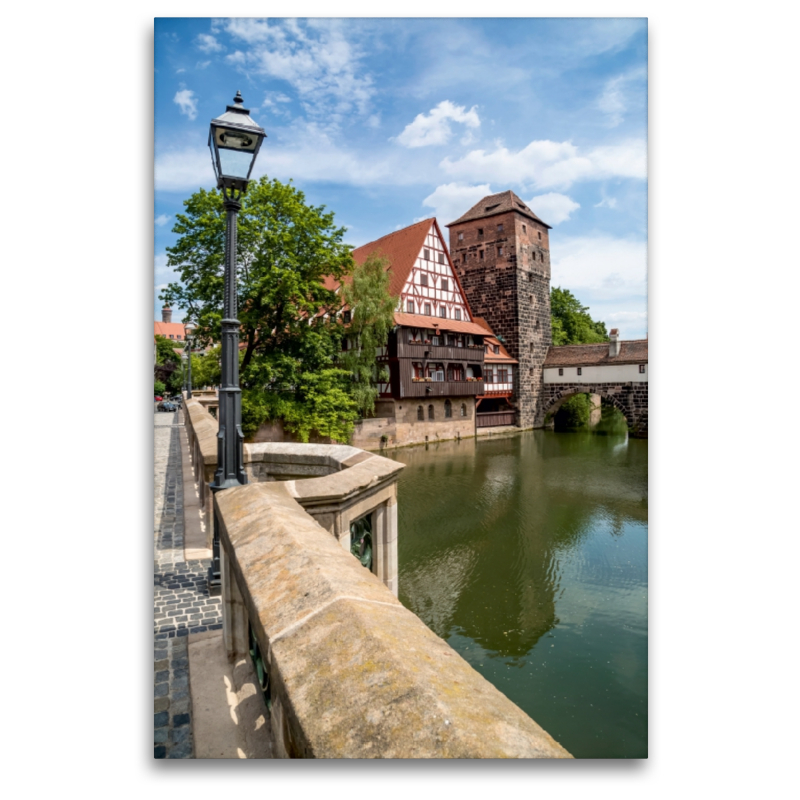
[
  {"left": 184, "top": 321, "right": 196, "bottom": 399},
  {"left": 207, "top": 92, "right": 266, "bottom": 596},
  {"left": 181, "top": 352, "right": 188, "bottom": 395}
]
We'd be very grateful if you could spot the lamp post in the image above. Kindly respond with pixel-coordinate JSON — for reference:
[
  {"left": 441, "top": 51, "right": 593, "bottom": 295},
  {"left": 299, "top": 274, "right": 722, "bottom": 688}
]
[
  {"left": 181, "top": 351, "right": 188, "bottom": 395},
  {"left": 184, "top": 321, "right": 196, "bottom": 399},
  {"left": 207, "top": 91, "right": 266, "bottom": 596}
]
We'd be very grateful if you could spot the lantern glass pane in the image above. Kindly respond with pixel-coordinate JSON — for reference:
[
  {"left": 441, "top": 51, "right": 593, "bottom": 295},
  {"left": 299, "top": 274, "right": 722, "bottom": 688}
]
[{"left": 218, "top": 147, "right": 254, "bottom": 180}]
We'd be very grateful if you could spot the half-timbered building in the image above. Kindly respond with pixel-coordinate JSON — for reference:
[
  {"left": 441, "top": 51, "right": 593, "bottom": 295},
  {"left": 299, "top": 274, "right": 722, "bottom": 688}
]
[{"left": 340, "top": 218, "right": 516, "bottom": 447}]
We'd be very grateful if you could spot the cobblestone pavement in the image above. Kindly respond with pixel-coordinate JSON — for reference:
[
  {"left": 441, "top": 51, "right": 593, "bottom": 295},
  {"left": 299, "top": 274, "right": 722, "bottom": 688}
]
[{"left": 154, "top": 410, "right": 222, "bottom": 758}]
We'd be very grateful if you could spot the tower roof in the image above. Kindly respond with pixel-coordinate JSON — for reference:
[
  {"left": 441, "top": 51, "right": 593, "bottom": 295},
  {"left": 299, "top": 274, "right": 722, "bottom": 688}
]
[{"left": 445, "top": 190, "right": 551, "bottom": 229}]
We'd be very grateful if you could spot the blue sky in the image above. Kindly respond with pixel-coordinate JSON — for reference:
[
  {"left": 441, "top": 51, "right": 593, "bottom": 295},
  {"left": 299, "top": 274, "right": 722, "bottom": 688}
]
[{"left": 155, "top": 17, "right": 648, "bottom": 338}]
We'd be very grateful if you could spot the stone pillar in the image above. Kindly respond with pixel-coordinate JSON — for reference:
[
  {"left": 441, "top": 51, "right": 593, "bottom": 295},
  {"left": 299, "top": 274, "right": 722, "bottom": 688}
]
[
  {"left": 374, "top": 498, "right": 399, "bottom": 597},
  {"left": 588, "top": 393, "right": 602, "bottom": 428},
  {"left": 221, "top": 544, "right": 249, "bottom": 660}
]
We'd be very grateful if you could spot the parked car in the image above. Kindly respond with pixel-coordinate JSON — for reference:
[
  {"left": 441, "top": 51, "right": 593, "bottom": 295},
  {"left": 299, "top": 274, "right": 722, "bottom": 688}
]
[
  {"left": 155, "top": 396, "right": 163, "bottom": 402},
  {"left": 157, "top": 400, "right": 177, "bottom": 412}
]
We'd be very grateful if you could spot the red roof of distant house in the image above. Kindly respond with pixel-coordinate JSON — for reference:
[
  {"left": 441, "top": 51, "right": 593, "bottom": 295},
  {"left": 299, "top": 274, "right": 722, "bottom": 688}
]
[
  {"left": 154, "top": 322, "right": 187, "bottom": 341},
  {"left": 544, "top": 340, "right": 648, "bottom": 367}
]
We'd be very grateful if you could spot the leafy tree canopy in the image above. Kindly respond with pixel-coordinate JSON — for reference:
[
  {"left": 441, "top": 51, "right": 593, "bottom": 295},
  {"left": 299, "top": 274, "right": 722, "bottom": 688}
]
[
  {"left": 160, "top": 177, "right": 378, "bottom": 442},
  {"left": 154, "top": 334, "right": 183, "bottom": 366},
  {"left": 339, "top": 253, "right": 398, "bottom": 418},
  {"left": 550, "top": 287, "right": 608, "bottom": 346}
]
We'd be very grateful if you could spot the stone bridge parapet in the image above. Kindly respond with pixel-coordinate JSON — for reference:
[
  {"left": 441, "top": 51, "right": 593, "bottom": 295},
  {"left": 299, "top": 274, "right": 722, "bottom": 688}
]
[
  {"left": 215, "top": 481, "right": 572, "bottom": 759},
  {"left": 542, "top": 381, "right": 648, "bottom": 438}
]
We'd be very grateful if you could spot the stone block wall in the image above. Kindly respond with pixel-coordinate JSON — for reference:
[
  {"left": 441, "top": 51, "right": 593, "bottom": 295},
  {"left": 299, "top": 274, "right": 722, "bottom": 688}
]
[
  {"left": 449, "top": 211, "right": 552, "bottom": 429},
  {"left": 215, "top": 481, "right": 572, "bottom": 759}
]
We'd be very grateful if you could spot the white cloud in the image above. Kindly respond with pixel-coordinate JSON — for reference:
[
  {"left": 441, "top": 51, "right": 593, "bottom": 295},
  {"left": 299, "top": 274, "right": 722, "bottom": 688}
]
[
  {"left": 173, "top": 89, "right": 198, "bottom": 121},
  {"left": 551, "top": 235, "right": 646, "bottom": 299},
  {"left": 526, "top": 193, "right": 580, "bottom": 225},
  {"left": 195, "top": 34, "right": 223, "bottom": 53},
  {"left": 155, "top": 148, "right": 212, "bottom": 192},
  {"left": 595, "top": 197, "right": 617, "bottom": 209},
  {"left": 155, "top": 214, "right": 171, "bottom": 227},
  {"left": 176, "top": 68, "right": 186, "bottom": 74},
  {"left": 422, "top": 183, "right": 492, "bottom": 226},
  {"left": 395, "top": 101, "right": 481, "bottom": 148},
  {"left": 596, "top": 67, "right": 646, "bottom": 128},
  {"left": 221, "top": 19, "right": 375, "bottom": 123},
  {"left": 367, "top": 114, "right": 381, "bottom": 129},
  {"left": 196, "top": 60, "right": 211, "bottom": 70},
  {"left": 440, "top": 138, "right": 646, "bottom": 190}
]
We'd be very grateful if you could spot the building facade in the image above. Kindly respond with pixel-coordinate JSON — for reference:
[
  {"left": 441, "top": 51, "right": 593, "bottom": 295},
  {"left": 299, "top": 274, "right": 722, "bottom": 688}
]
[{"left": 447, "top": 190, "right": 553, "bottom": 428}]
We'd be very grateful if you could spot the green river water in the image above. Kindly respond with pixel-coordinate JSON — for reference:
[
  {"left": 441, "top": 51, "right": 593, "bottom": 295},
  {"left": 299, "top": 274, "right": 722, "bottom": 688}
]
[{"left": 387, "top": 428, "right": 648, "bottom": 759}]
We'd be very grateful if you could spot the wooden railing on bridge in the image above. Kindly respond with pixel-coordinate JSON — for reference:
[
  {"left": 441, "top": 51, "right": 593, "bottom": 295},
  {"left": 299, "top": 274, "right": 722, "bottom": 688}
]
[{"left": 476, "top": 410, "right": 516, "bottom": 428}]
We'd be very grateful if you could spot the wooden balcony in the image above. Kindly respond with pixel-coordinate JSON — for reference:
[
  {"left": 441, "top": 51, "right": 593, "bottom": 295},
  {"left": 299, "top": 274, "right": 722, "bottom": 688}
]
[
  {"left": 401, "top": 379, "right": 484, "bottom": 398},
  {"left": 397, "top": 340, "right": 485, "bottom": 362}
]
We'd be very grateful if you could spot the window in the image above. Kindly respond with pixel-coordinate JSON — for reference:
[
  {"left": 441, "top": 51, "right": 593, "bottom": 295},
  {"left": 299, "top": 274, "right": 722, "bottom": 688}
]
[
  {"left": 343, "top": 310, "right": 351, "bottom": 323},
  {"left": 460, "top": 403, "right": 467, "bottom": 417},
  {"left": 497, "top": 368, "right": 509, "bottom": 384},
  {"left": 438, "top": 253, "right": 444, "bottom": 264},
  {"left": 497, "top": 223, "right": 503, "bottom": 232},
  {"left": 417, "top": 406, "right": 424, "bottom": 421},
  {"left": 441, "top": 278, "right": 448, "bottom": 292},
  {"left": 493, "top": 345, "right": 500, "bottom": 354},
  {"left": 479, "top": 250, "right": 484, "bottom": 260},
  {"left": 177, "top": 335, "right": 182, "bottom": 340},
  {"left": 454, "top": 308, "right": 461, "bottom": 321},
  {"left": 477, "top": 228, "right": 484, "bottom": 237},
  {"left": 424, "top": 303, "right": 431, "bottom": 316},
  {"left": 413, "top": 362, "right": 424, "bottom": 378},
  {"left": 424, "top": 248, "right": 430, "bottom": 260},
  {"left": 463, "top": 254, "right": 468, "bottom": 263},
  {"left": 639, "top": 364, "right": 646, "bottom": 374},
  {"left": 523, "top": 224, "right": 527, "bottom": 233},
  {"left": 428, "top": 404, "right": 434, "bottom": 420},
  {"left": 538, "top": 232, "right": 542, "bottom": 240},
  {"left": 439, "top": 306, "right": 447, "bottom": 319},
  {"left": 445, "top": 400, "right": 452, "bottom": 418},
  {"left": 420, "top": 273, "right": 428, "bottom": 287},
  {"left": 577, "top": 367, "right": 582, "bottom": 376},
  {"left": 498, "top": 246, "right": 503, "bottom": 256},
  {"left": 528, "top": 272, "right": 533, "bottom": 281},
  {"left": 431, "top": 335, "right": 440, "bottom": 346},
  {"left": 558, "top": 368, "right": 563, "bottom": 376},
  {"left": 485, "top": 369, "right": 493, "bottom": 384},
  {"left": 407, "top": 299, "right": 414, "bottom": 313},
  {"left": 169, "top": 334, "right": 174, "bottom": 339},
  {"left": 458, "top": 232, "right": 464, "bottom": 241}
]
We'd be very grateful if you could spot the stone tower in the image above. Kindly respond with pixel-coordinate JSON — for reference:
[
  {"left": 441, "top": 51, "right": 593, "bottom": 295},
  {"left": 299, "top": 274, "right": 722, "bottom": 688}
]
[{"left": 446, "top": 190, "right": 552, "bottom": 428}]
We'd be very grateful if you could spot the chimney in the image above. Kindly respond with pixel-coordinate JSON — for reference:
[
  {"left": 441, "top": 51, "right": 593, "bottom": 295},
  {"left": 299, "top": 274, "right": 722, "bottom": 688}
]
[
  {"left": 161, "top": 305, "right": 172, "bottom": 324},
  {"left": 609, "top": 328, "right": 621, "bottom": 357}
]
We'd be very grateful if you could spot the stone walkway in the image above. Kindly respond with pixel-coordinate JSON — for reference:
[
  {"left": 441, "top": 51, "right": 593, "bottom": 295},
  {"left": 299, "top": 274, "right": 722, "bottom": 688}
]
[{"left": 154, "top": 410, "right": 222, "bottom": 759}]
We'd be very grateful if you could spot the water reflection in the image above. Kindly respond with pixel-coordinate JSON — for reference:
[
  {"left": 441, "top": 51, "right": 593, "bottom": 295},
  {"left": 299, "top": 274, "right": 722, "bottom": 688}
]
[{"left": 389, "top": 429, "right": 647, "bottom": 758}]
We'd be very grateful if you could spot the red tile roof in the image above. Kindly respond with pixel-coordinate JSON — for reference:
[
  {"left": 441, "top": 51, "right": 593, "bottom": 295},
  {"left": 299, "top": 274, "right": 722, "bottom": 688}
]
[
  {"left": 446, "top": 190, "right": 551, "bottom": 229},
  {"left": 154, "top": 322, "right": 188, "bottom": 341},
  {"left": 392, "top": 312, "right": 489, "bottom": 337},
  {"left": 544, "top": 340, "right": 648, "bottom": 367},
  {"left": 472, "top": 317, "right": 517, "bottom": 363}
]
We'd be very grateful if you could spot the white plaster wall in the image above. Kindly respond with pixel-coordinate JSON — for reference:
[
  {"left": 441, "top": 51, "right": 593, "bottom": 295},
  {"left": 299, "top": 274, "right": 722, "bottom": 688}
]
[{"left": 543, "top": 363, "right": 647, "bottom": 383}]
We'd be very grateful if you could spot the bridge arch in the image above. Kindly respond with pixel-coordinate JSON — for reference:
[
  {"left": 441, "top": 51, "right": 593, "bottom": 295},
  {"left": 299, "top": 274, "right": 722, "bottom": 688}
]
[{"left": 540, "top": 381, "right": 648, "bottom": 437}]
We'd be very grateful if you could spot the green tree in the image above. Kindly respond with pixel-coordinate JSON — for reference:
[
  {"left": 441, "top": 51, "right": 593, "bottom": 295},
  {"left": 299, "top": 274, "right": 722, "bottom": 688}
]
[
  {"left": 339, "top": 253, "right": 397, "bottom": 418},
  {"left": 550, "top": 287, "right": 609, "bottom": 428},
  {"left": 550, "top": 287, "right": 608, "bottom": 346},
  {"left": 160, "top": 177, "right": 360, "bottom": 442}
]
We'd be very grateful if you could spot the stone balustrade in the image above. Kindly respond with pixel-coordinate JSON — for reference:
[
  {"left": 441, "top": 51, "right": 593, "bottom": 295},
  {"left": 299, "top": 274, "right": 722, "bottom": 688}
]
[
  {"left": 215, "top": 481, "right": 572, "bottom": 759},
  {"left": 183, "top": 393, "right": 572, "bottom": 757}
]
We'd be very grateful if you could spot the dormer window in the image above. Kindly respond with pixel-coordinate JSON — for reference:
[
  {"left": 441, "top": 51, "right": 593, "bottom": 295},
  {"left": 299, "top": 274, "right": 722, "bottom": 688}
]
[{"left": 493, "top": 345, "right": 499, "bottom": 354}]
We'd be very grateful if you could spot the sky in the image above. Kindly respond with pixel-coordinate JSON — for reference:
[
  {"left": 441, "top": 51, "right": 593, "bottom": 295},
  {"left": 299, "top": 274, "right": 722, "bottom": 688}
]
[{"left": 155, "top": 17, "right": 648, "bottom": 339}]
